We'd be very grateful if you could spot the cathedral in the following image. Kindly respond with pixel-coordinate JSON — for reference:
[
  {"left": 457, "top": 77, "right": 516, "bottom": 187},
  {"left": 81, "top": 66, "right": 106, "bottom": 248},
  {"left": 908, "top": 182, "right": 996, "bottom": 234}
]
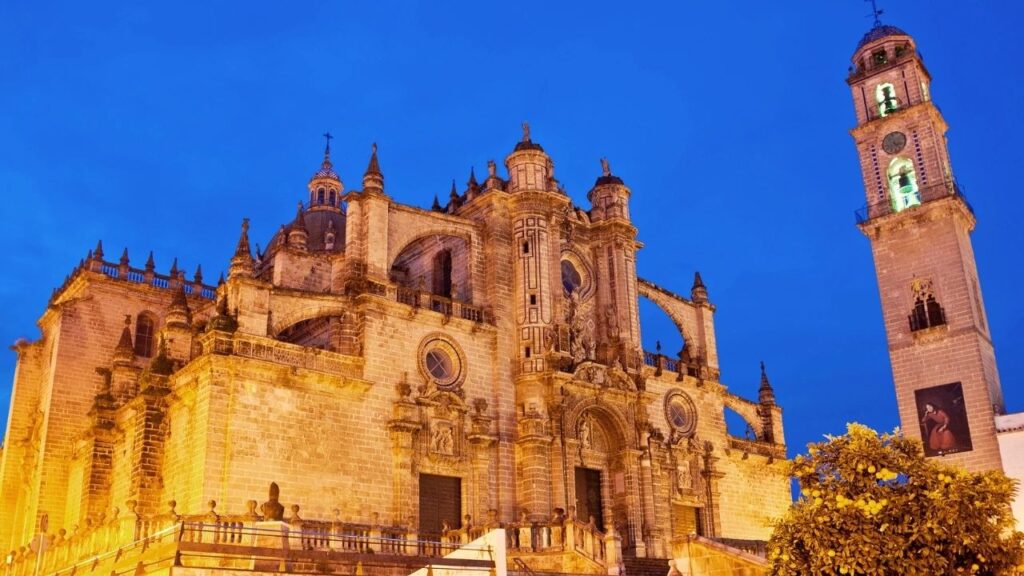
[{"left": 0, "top": 125, "right": 789, "bottom": 576}]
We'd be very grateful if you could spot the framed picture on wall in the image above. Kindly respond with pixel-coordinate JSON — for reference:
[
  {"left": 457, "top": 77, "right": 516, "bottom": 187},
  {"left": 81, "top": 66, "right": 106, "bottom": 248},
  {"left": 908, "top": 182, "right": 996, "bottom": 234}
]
[{"left": 914, "top": 382, "right": 973, "bottom": 457}]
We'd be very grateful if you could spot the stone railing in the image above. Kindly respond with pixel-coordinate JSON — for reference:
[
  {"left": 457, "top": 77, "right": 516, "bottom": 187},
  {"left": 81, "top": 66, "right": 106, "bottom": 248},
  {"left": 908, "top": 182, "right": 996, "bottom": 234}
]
[
  {"left": 202, "top": 332, "right": 364, "bottom": 381},
  {"left": 50, "top": 250, "right": 217, "bottom": 306},
  {"left": 349, "top": 277, "right": 491, "bottom": 325},
  {"left": 503, "top": 517, "right": 619, "bottom": 570},
  {"left": 5, "top": 502, "right": 494, "bottom": 576}
]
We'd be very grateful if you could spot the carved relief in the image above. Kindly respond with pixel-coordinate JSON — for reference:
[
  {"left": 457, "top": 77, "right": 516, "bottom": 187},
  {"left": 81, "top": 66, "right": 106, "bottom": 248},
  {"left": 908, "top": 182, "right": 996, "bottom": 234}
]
[{"left": 430, "top": 423, "right": 455, "bottom": 455}]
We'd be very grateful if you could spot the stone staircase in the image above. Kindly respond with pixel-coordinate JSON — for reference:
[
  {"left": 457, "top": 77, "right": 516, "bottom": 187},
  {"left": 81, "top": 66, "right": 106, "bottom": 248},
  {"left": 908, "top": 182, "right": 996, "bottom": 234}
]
[{"left": 623, "top": 555, "right": 671, "bottom": 576}]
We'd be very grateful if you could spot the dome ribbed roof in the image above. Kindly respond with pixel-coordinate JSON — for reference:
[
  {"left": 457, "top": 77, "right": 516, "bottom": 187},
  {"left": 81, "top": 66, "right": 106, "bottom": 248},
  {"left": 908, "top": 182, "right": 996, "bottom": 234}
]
[
  {"left": 856, "top": 24, "right": 910, "bottom": 51},
  {"left": 310, "top": 158, "right": 340, "bottom": 182}
]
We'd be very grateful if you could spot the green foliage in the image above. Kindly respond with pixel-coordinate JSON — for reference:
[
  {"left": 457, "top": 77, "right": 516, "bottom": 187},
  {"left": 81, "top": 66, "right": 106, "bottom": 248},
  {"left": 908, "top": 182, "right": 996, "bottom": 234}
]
[{"left": 768, "top": 423, "right": 1024, "bottom": 576}]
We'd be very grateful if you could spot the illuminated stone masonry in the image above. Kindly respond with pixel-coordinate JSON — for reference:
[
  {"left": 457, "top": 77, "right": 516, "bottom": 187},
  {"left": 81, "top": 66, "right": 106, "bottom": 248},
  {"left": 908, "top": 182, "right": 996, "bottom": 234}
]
[{"left": 0, "top": 128, "right": 790, "bottom": 576}]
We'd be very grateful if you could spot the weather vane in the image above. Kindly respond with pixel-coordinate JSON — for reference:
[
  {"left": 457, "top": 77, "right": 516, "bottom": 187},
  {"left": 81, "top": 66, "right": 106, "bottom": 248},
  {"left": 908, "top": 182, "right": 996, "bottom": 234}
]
[{"left": 866, "top": 0, "right": 884, "bottom": 27}]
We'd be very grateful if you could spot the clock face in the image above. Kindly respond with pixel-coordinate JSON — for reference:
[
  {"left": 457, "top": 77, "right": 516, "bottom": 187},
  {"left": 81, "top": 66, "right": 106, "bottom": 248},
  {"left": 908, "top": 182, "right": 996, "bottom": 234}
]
[{"left": 882, "top": 131, "right": 907, "bottom": 154}]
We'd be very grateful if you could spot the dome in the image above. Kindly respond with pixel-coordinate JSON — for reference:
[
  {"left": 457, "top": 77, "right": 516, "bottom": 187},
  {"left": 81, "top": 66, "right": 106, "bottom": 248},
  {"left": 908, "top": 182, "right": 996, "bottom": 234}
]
[
  {"left": 513, "top": 140, "right": 545, "bottom": 152},
  {"left": 310, "top": 158, "right": 340, "bottom": 182},
  {"left": 856, "top": 24, "right": 910, "bottom": 51},
  {"left": 269, "top": 209, "right": 346, "bottom": 253}
]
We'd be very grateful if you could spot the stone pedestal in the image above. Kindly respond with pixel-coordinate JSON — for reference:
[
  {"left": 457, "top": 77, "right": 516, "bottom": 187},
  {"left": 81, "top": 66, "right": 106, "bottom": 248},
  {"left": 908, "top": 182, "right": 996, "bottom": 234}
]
[{"left": 251, "top": 521, "right": 294, "bottom": 572}]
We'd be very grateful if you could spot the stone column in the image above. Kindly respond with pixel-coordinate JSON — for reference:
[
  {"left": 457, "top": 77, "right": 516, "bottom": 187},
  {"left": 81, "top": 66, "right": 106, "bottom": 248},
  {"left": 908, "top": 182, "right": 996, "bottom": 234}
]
[
  {"left": 388, "top": 395, "right": 421, "bottom": 525},
  {"left": 516, "top": 410, "right": 553, "bottom": 522}
]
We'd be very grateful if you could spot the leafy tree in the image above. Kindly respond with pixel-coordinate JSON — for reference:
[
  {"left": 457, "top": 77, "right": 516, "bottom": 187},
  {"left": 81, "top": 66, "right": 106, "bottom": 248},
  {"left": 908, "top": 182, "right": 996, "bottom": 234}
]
[{"left": 768, "top": 423, "right": 1023, "bottom": 576}]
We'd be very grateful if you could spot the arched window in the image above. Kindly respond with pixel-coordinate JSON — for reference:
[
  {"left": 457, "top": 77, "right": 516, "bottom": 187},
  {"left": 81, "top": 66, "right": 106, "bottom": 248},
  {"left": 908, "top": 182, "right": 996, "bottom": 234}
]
[
  {"left": 317, "top": 188, "right": 325, "bottom": 205},
  {"left": 561, "top": 260, "right": 582, "bottom": 295},
  {"left": 432, "top": 250, "right": 453, "bottom": 298},
  {"left": 134, "top": 313, "right": 156, "bottom": 357},
  {"left": 887, "top": 157, "right": 920, "bottom": 212},
  {"left": 875, "top": 83, "right": 898, "bottom": 117},
  {"left": 329, "top": 189, "right": 336, "bottom": 206}
]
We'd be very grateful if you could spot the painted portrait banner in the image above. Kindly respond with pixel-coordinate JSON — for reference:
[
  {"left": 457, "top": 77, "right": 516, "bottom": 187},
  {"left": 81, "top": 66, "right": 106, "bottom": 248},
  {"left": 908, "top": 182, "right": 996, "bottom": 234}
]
[{"left": 914, "top": 382, "right": 973, "bottom": 457}]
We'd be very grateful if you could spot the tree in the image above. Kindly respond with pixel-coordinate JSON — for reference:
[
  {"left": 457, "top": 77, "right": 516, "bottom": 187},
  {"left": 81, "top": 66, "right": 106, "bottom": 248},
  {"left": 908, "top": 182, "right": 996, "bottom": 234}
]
[{"left": 768, "top": 423, "right": 1024, "bottom": 576}]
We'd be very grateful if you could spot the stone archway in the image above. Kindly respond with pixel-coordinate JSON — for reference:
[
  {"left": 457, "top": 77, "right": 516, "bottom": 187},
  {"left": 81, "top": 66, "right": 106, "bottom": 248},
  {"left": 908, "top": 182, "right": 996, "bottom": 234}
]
[{"left": 564, "top": 400, "right": 644, "bottom": 553}]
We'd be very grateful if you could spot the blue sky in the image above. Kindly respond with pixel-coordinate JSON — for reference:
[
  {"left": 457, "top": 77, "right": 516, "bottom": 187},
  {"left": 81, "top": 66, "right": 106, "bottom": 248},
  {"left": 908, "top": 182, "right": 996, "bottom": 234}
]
[{"left": 1, "top": 1, "right": 1022, "bottom": 457}]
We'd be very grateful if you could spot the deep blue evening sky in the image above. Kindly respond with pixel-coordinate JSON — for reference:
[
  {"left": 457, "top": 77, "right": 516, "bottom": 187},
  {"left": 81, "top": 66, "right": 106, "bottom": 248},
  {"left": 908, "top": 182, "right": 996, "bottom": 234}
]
[{"left": 1, "top": 2, "right": 1022, "bottom": 457}]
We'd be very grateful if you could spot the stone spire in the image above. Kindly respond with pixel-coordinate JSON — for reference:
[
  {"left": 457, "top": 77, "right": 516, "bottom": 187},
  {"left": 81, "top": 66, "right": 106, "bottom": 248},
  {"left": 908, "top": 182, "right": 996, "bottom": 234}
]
[
  {"left": 448, "top": 180, "right": 460, "bottom": 213},
  {"left": 94, "top": 240, "right": 105, "bottom": 261},
  {"left": 145, "top": 251, "right": 155, "bottom": 274},
  {"left": 758, "top": 361, "right": 775, "bottom": 405},
  {"left": 165, "top": 284, "right": 192, "bottom": 328},
  {"left": 208, "top": 292, "right": 238, "bottom": 333},
  {"left": 465, "top": 167, "right": 480, "bottom": 201},
  {"left": 112, "top": 315, "right": 136, "bottom": 366},
  {"left": 431, "top": 194, "right": 442, "bottom": 212},
  {"left": 691, "top": 271, "right": 708, "bottom": 303},
  {"left": 229, "top": 218, "right": 255, "bottom": 279},
  {"left": 119, "top": 248, "right": 130, "bottom": 267},
  {"left": 287, "top": 202, "right": 309, "bottom": 251},
  {"left": 362, "top": 143, "right": 384, "bottom": 192}
]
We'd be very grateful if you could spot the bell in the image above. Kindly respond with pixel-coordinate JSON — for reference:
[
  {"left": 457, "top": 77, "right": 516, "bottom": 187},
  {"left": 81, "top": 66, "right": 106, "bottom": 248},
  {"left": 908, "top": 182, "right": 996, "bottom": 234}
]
[{"left": 898, "top": 172, "right": 912, "bottom": 189}]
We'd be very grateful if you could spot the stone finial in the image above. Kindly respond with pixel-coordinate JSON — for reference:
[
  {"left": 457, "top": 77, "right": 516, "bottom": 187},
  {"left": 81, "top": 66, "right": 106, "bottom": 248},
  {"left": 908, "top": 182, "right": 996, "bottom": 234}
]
[
  {"left": 362, "top": 142, "right": 384, "bottom": 192},
  {"left": 261, "top": 482, "right": 285, "bottom": 521},
  {"left": 193, "top": 265, "right": 203, "bottom": 284},
  {"left": 448, "top": 180, "right": 460, "bottom": 212},
  {"left": 235, "top": 218, "right": 252, "bottom": 257},
  {"left": 245, "top": 500, "right": 260, "bottom": 519},
  {"left": 600, "top": 157, "right": 611, "bottom": 177},
  {"left": 287, "top": 203, "right": 309, "bottom": 251},
  {"left": 289, "top": 504, "right": 302, "bottom": 526},
  {"left": 691, "top": 271, "right": 708, "bottom": 303},
  {"left": 145, "top": 251, "right": 155, "bottom": 273},
  {"left": 119, "top": 248, "right": 130, "bottom": 267},
  {"left": 467, "top": 166, "right": 478, "bottom": 189},
  {"left": 165, "top": 284, "right": 192, "bottom": 328},
  {"left": 229, "top": 218, "right": 255, "bottom": 279},
  {"left": 149, "top": 336, "right": 174, "bottom": 376},
  {"left": 206, "top": 500, "right": 219, "bottom": 521},
  {"left": 759, "top": 361, "right": 775, "bottom": 405},
  {"left": 431, "top": 194, "right": 441, "bottom": 212},
  {"left": 487, "top": 160, "right": 496, "bottom": 178},
  {"left": 113, "top": 315, "right": 135, "bottom": 364},
  {"left": 94, "top": 240, "right": 105, "bottom": 260},
  {"left": 521, "top": 121, "right": 531, "bottom": 142},
  {"left": 169, "top": 257, "right": 179, "bottom": 278}
]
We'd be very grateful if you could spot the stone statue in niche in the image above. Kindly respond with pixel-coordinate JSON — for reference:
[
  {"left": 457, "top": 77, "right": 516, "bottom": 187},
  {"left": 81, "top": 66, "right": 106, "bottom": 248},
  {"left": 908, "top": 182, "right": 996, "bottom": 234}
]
[
  {"left": 604, "top": 305, "right": 619, "bottom": 335},
  {"left": 579, "top": 414, "right": 594, "bottom": 449},
  {"left": 583, "top": 320, "right": 596, "bottom": 360},
  {"left": 566, "top": 291, "right": 586, "bottom": 364},
  {"left": 431, "top": 424, "right": 454, "bottom": 455}
]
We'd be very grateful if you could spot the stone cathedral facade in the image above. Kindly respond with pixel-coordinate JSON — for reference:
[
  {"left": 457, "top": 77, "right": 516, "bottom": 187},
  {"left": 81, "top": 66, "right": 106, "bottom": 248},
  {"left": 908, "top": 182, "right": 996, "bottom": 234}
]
[{"left": 0, "top": 129, "right": 789, "bottom": 575}]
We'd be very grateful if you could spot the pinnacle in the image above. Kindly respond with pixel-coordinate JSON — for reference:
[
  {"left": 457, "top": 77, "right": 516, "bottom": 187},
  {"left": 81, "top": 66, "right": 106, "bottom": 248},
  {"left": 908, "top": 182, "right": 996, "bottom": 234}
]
[
  {"left": 365, "top": 143, "right": 382, "bottom": 176},
  {"left": 692, "top": 271, "right": 705, "bottom": 289},
  {"left": 115, "top": 314, "right": 134, "bottom": 354},
  {"left": 234, "top": 218, "right": 253, "bottom": 259},
  {"left": 170, "top": 283, "right": 189, "bottom": 310},
  {"left": 120, "top": 248, "right": 130, "bottom": 266}
]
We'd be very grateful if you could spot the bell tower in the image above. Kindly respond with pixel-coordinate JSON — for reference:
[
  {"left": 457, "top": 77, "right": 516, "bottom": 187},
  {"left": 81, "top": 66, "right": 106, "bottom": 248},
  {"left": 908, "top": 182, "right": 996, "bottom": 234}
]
[{"left": 849, "top": 21, "right": 1005, "bottom": 471}]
